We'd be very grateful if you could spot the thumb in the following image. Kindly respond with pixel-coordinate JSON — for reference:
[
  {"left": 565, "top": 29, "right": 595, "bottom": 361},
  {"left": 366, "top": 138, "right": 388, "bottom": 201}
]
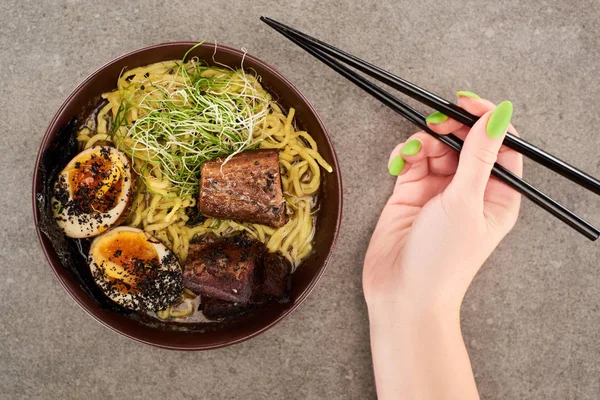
[{"left": 450, "top": 100, "right": 513, "bottom": 201}]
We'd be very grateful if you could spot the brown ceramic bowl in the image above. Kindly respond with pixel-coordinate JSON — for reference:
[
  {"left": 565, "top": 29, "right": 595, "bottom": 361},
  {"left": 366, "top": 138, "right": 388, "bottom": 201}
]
[{"left": 32, "top": 42, "right": 342, "bottom": 350}]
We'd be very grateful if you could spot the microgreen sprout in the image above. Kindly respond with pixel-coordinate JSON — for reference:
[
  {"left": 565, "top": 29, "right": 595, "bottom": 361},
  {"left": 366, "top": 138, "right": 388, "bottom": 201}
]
[{"left": 112, "top": 52, "right": 271, "bottom": 197}]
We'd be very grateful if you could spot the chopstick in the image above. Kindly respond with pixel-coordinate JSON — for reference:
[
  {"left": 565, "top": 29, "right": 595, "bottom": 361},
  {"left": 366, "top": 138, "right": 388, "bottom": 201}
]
[
  {"left": 261, "top": 17, "right": 600, "bottom": 197},
  {"left": 260, "top": 16, "right": 600, "bottom": 241}
]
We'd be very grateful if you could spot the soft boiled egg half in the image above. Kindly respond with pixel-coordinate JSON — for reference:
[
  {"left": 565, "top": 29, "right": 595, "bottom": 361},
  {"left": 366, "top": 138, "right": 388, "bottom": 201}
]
[
  {"left": 52, "top": 146, "right": 133, "bottom": 238},
  {"left": 89, "top": 226, "right": 183, "bottom": 311}
]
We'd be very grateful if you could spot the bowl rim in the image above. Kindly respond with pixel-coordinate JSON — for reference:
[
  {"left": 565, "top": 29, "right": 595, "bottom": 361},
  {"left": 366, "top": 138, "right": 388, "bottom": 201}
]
[{"left": 31, "top": 41, "right": 343, "bottom": 350}]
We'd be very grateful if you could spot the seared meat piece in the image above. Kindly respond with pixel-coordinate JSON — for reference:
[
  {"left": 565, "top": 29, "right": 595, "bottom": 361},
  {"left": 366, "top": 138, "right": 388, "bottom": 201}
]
[
  {"left": 200, "top": 296, "right": 251, "bottom": 320},
  {"left": 262, "top": 252, "right": 292, "bottom": 303},
  {"left": 183, "top": 235, "right": 264, "bottom": 303},
  {"left": 198, "top": 150, "right": 288, "bottom": 228},
  {"left": 184, "top": 234, "right": 294, "bottom": 319}
]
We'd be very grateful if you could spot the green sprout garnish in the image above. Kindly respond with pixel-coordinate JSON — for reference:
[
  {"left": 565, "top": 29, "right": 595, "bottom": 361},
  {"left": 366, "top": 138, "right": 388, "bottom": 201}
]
[{"left": 111, "top": 47, "right": 271, "bottom": 198}]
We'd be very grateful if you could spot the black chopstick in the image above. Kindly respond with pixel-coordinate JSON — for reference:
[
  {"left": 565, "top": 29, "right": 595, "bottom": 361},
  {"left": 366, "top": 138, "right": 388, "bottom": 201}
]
[
  {"left": 260, "top": 16, "right": 600, "bottom": 241},
  {"left": 262, "top": 17, "right": 600, "bottom": 197}
]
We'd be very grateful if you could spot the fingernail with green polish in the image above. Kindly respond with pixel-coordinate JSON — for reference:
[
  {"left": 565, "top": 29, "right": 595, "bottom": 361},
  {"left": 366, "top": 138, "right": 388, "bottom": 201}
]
[
  {"left": 401, "top": 139, "right": 422, "bottom": 156},
  {"left": 426, "top": 111, "right": 448, "bottom": 124},
  {"left": 456, "top": 90, "right": 481, "bottom": 99},
  {"left": 486, "top": 100, "right": 513, "bottom": 139},
  {"left": 388, "top": 156, "right": 405, "bottom": 176}
]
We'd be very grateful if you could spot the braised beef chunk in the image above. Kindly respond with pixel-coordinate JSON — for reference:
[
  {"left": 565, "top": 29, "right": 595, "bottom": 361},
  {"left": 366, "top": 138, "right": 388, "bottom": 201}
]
[
  {"left": 184, "top": 234, "right": 294, "bottom": 319},
  {"left": 198, "top": 149, "right": 288, "bottom": 228},
  {"left": 263, "top": 252, "right": 292, "bottom": 303},
  {"left": 183, "top": 235, "right": 265, "bottom": 303},
  {"left": 200, "top": 296, "right": 251, "bottom": 320}
]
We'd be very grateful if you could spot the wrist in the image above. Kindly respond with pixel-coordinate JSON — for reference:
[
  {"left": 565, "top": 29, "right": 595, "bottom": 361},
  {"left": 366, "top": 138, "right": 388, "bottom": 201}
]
[
  {"left": 366, "top": 296, "right": 461, "bottom": 330},
  {"left": 366, "top": 295, "right": 478, "bottom": 400}
]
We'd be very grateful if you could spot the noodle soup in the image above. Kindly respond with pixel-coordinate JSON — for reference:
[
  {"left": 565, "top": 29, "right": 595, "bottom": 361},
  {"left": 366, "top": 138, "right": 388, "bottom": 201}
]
[{"left": 54, "top": 44, "right": 333, "bottom": 323}]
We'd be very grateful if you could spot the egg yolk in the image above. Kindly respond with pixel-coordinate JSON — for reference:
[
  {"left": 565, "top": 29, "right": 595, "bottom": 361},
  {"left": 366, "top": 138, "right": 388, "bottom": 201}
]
[
  {"left": 69, "top": 152, "right": 123, "bottom": 213},
  {"left": 94, "top": 231, "right": 161, "bottom": 293}
]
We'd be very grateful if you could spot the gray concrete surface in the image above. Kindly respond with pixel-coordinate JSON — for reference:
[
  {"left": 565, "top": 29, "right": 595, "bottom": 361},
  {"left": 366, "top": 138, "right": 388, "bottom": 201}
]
[{"left": 1, "top": 0, "right": 599, "bottom": 399}]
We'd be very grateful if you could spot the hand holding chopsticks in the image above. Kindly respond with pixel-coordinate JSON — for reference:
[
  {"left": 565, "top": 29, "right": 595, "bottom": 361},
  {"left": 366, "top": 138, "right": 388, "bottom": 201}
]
[{"left": 260, "top": 16, "right": 600, "bottom": 241}]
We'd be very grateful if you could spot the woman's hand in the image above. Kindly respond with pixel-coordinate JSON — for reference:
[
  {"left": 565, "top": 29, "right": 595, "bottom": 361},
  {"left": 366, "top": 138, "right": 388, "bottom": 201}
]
[
  {"left": 364, "top": 96, "right": 522, "bottom": 312},
  {"left": 363, "top": 94, "right": 522, "bottom": 400}
]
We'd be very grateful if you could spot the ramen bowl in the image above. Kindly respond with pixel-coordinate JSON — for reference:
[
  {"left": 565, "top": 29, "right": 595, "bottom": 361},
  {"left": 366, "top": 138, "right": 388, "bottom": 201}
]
[{"left": 32, "top": 42, "right": 342, "bottom": 350}]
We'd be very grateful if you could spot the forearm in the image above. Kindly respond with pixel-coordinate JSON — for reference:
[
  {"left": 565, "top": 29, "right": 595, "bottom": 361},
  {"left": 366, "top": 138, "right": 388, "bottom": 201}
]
[{"left": 368, "top": 302, "right": 480, "bottom": 400}]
